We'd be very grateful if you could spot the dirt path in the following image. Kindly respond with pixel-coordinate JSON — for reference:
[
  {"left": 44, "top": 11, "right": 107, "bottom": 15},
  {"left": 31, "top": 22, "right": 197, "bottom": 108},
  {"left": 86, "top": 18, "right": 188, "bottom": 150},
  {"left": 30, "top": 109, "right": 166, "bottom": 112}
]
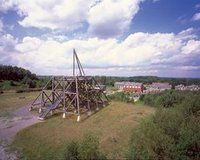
[{"left": 0, "top": 106, "right": 40, "bottom": 160}]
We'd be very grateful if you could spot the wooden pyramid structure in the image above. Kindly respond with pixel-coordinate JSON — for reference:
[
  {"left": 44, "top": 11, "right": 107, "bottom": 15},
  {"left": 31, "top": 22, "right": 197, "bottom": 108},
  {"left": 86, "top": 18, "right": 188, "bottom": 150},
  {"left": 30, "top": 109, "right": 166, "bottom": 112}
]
[{"left": 29, "top": 49, "right": 108, "bottom": 121}]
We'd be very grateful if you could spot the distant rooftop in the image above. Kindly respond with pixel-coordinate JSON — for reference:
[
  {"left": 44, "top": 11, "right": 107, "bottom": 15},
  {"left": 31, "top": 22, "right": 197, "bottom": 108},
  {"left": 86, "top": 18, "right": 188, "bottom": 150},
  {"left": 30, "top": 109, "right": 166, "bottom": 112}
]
[
  {"left": 150, "top": 82, "right": 171, "bottom": 89},
  {"left": 115, "top": 82, "right": 143, "bottom": 86}
]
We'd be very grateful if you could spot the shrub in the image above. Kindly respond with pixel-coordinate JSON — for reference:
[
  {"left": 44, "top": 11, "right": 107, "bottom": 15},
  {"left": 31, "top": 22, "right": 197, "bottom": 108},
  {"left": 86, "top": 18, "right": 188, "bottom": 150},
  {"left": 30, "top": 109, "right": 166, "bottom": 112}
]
[
  {"left": 28, "top": 80, "right": 37, "bottom": 88},
  {"left": 16, "top": 89, "right": 24, "bottom": 93},
  {"left": 176, "top": 117, "right": 200, "bottom": 159},
  {"left": 107, "top": 92, "right": 135, "bottom": 103},
  {"left": 179, "top": 94, "right": 200, "bottom": 117},
  {"left": 0, "top": 80, "right": 12, "bottom": 90},
  {"left": 127, "top": 91, "right": 200, "bottom": 160},
  {"left": 10, "top": 80, "right": 17, "bottom": 86},
  {"left": 78, "top": 135, "right": 106, "bottom": 160},
  {"left": 152, "top": 108, "right": 184, "bottom": 140},
  {"left": 143, "top": 90, "right": 191, "bottom": 108},
  {"left": 64, "top": 134, "right": 107, "bottom": 160},
  {"left": 16, "top": 88, "right": 42, "bottom": 93},
  {"left": 127, "top": 118, "right": 176, "bottom": 160},
  {"left": 65, "top": 141, "right": 79, "bottom": 160}
]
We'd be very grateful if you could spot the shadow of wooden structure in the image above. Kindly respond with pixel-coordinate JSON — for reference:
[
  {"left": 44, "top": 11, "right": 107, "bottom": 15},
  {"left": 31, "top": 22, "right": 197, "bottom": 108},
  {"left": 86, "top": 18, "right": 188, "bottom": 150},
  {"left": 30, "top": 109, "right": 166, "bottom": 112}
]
[{"left": 29, "top": 49, "right": 108, "bottom": 121}]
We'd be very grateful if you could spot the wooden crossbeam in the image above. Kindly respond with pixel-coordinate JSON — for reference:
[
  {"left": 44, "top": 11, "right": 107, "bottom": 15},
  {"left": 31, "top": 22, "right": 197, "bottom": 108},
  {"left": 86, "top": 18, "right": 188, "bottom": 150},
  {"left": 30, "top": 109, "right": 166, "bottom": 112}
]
[{"left": 30, "top": 49, "right": 108, "bottom": 121}]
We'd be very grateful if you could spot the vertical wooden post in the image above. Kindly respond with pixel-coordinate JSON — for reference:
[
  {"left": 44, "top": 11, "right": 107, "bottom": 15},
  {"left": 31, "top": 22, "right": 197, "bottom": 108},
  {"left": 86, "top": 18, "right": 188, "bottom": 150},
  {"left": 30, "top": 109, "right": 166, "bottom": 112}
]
[
  {"left": 39, "top": 90, "right": 44, "bottom": 113},
  {"left": 75, "top": 76, "right": 80, "bottom": 122},
  {"left": 52, "top": 77, "right": 55, "bottom": 103},
  {"left": 62, "top": 76, "right": 66, "bottom": 118},
  {"left": 85, "top": 81, "right": 91, "bottom": 115},
  {"left": 73, "top": 49, "right": 75, "bottom": 76}
]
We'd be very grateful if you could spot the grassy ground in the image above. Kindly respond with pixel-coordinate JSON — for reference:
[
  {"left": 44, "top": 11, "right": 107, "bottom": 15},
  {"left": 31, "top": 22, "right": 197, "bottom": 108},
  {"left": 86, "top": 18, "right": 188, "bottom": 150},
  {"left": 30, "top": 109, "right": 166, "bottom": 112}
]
[
  {"left": 11, "top": 101, "right": 155, "bottom": 159},
  {"left": 0, "top": 91, "right": 40, "bottom": 117}
]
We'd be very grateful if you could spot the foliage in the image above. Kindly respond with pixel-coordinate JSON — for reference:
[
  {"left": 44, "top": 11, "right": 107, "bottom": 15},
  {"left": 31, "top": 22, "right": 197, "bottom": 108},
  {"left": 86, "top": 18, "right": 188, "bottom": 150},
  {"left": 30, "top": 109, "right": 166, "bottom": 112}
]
[
  {"left": 0, "top": 65, "right": 38, "bottom": 81},
  {"left": 127, "top": 91, "right": 200, "bottom": 160},
  {"left": 16, "top": 88, "right": 42, "bottom": 93},
  {"left": 0, "top": 80, "right": 12, "bottom": 90},
  {"left": 65, "top": 141, "right": 79, "bottom": 160},
  {"left": 0, "top": 65, "right": 43, "bottom": 90},
  {"left": 142, "top": 90, "right": 198, "bottom": 108},
  {"left": 65, "top": 134, "right": 107, "bottom": 160},
  {"left": 107, "top": 92, "right": 135, "bottom": 103},
  {"left": 94, "top": 76, "right": 200, "bottom": 86}
]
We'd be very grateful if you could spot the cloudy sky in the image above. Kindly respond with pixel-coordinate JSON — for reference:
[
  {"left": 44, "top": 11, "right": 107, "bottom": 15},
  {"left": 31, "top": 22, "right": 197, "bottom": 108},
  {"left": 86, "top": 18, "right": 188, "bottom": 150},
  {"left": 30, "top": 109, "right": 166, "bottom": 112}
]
[{"left": 0, "top": 0, "right": 200, "bottom": 77}]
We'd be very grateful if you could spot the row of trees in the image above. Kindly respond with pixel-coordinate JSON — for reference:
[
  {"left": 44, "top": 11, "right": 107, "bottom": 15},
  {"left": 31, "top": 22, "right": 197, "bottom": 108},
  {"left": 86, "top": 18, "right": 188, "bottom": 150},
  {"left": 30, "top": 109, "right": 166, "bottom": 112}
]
[
  {"left": 94, "top": 76, "right": 200, "bottom": 86},
  {"left": 127, "top": 90, "right": 200, "bottom": 159},
  {"left": 0, "top": 65, "right": 38, "bottom": 81}
]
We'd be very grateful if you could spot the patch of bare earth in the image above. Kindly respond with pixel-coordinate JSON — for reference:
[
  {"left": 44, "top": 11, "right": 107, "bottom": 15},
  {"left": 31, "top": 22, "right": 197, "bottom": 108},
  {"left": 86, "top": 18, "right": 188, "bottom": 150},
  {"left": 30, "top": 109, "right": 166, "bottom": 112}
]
[{"left": 0, "top": 106, "right": 40, "bottom": 160}]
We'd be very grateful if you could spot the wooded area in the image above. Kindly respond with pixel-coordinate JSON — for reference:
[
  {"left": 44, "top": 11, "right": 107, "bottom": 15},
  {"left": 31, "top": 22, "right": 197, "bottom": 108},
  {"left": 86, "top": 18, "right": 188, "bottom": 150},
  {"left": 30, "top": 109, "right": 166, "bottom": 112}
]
[
  {"left": 94, "top": 76, "right": 200, "bottom": 86},
  {"left": 0, "top": 65, "right": 38, "bottom": 81}
]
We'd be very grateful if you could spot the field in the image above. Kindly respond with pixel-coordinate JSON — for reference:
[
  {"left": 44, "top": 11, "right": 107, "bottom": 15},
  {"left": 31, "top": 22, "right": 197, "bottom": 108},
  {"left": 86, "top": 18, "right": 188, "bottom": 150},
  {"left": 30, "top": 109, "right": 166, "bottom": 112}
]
[
  {"left": 11, "top": 101, "right": 155, "bottom": 159},
  {"left": 0, "top": 91, "right": 40, "bottom": 117}
]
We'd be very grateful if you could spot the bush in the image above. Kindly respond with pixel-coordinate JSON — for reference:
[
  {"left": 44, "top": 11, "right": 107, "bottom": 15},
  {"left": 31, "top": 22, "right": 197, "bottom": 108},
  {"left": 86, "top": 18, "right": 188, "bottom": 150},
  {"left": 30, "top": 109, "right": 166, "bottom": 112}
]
[
  {"left": 152, "top": 108, "right": 184, "bottom": 140},
  {"left": 16, "top": 89, "right": 24, "bottom": 93},
  {"left": 65, "top": 141, "right": 79, "bottom": 160},
  {"left": 16, "top": 88, "right": 42, "bottom": 93},
  {"left": 28, "top": 80, "right": 37, "bottom": 88},
  {"left": 177, "top": 117, "right": 200, "bottom": 159},
  {"left": 10, "top": 80, "right": 17, "bottom": 86},
  {"left": 179, "top": 94, "right": 200, "bottom": 117},
  {"left": 0, "top": 80, "right": 12, "bottom": 90},
  {"left": 143, "top": 90, "right": 194, "bottom": 108},
  {"left": 65, "top": 134, "right": 107, "bottom": 160},
  {"left": 127, "top": 118, "right": 176, "bottom": 160},
  {"left": 107, "top": 92, "right": 135, "bottom": 103},
  {"left": 127, "top": 91, "right": 200, "bottom": 160},
  {"left": 78, "top": 135, "right": 106, "bottom": 160}
]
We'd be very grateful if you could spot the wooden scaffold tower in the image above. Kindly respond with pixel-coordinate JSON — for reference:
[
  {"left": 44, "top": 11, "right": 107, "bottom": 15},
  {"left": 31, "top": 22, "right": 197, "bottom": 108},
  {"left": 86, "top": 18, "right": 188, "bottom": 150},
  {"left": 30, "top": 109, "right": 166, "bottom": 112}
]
[{"left": 29, "top": 49, "right": 108, "bottom": 122}]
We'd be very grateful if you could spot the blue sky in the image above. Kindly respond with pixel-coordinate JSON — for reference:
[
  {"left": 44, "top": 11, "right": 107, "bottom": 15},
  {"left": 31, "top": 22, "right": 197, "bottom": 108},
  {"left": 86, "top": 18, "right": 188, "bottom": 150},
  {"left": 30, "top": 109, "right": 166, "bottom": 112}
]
[{"left": 0, "top": 0, "right": 200, "bottom": 77}]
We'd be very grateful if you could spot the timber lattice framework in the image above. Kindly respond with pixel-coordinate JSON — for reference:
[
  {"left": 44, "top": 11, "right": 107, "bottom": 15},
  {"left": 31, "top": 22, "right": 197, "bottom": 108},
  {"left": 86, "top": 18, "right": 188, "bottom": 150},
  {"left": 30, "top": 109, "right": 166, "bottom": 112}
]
[{"left": 29, "top": 49, "right": 108, "bottom": 122}]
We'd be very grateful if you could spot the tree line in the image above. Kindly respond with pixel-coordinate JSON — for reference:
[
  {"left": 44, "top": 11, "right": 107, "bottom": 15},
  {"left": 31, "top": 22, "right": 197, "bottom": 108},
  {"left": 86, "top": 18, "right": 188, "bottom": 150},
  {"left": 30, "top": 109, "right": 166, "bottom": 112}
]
[
  {"left": 94, "top": 76, "right": 200, "bottom": 86},
  {"left": 0, "top": 65, "right": 38, "bottom": 81}
]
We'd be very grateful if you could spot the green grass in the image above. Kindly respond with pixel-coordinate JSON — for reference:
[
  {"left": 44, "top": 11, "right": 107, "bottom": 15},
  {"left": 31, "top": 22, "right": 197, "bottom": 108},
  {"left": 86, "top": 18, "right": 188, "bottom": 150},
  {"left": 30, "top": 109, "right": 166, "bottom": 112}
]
[
  {"left": 0, "top": 91, "right": 40, "bottom": 117},
  {"left": 134, "top": 100, "right": 145, "bottom": 105},
  {"left": 0, "top": 81, "right": 12, "bottom": 90},
  {"left": 11, "top": 101, "right": 155, "bottom": 159}
]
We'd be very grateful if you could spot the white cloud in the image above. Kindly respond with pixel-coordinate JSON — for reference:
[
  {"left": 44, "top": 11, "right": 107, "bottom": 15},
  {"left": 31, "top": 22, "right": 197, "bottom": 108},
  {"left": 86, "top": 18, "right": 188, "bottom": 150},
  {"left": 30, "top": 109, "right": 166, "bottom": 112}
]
[
  {"left": 192, "top": 12, "right": 200, "bottom": 21},
  {"left": 15, "top": 37, "right": 42, "bottom": 53},
  {"left": 15, "top": 0, "right": 91, "bottom": 30},
  {"left": 177, "top": 28, "right": 197, "bottom": 40},
  {"left": 0, "top": 19, "right": 3, "bottom": 32},
  {"left": 17, "top": 0, "right": 93, "bottom": 30},
  {"left": 1, "top": 0, "right": 93, "bottom": 30},
  {"left": 88, "top": 0, "right": 143, "bottom": 38},
  {"left": 181, "top": 40, "right": 200, "bottom": 54},
  {"left": 0, "top": 0, "right": 17, "bottom": 12},
  {"left": 8, "top": 28, "right": 198, "bottom": 77},
  {"left": 1, "top": 0, "right": 145, "bottom": 38},
  {"left": 0, "top": 33, "right": 18, "bottom": 65}
]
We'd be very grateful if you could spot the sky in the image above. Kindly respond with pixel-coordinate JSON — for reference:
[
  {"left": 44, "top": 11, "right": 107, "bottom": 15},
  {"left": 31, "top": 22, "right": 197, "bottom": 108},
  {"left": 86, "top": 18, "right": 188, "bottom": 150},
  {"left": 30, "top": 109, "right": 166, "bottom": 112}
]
[{"left": 0, "top": 0, "right": 200, "bottom": 78}]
